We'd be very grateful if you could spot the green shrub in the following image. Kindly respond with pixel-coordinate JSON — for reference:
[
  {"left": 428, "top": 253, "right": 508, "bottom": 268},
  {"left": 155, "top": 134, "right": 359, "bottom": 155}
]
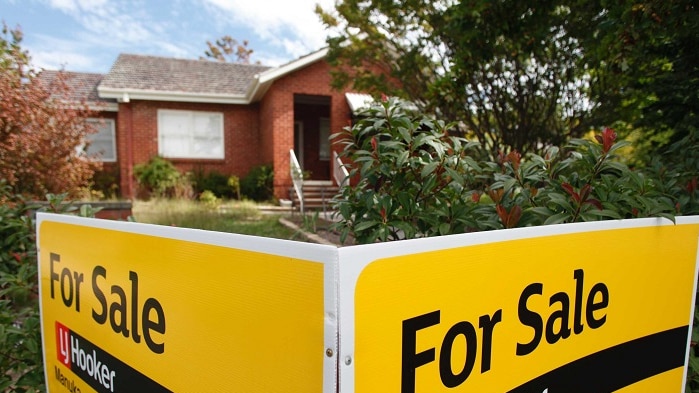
[
  {"left": 0, "top": 184, "right": 98, "bottom": 391},
  {"left": 240, "top": 165, "right": 274, "bottom": 201},
  {"left": 134, "top": 156, "right": 191, "bottom": 198},
  {"left": 331, "top": 98, "right": 676, "bottom": 243},
  {"left": 199, "top": 190, "right": 220, "bottom": 209},
  {"left": 191, "top": 168, "right": 233, "bottom": 199},
  {"left": 0, "top": 182, "right": 42, "bottom": 391}
]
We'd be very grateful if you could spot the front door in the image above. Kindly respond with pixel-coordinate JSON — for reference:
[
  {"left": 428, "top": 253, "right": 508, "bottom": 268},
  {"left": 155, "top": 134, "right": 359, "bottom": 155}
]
[{"left": 293, "top": 94, "right": 331, "bottom": 180}]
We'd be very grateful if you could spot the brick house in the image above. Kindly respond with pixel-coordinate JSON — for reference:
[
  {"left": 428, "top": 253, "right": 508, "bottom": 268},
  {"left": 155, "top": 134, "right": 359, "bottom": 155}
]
[{"left": 48, "top": 48, "right": 371, "bottom": 201}]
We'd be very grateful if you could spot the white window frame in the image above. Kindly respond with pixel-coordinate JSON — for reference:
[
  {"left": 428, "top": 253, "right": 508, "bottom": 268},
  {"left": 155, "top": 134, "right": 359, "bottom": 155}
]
[
  {"left": 85, "top": 118, "right": 117, "bottom": 162},
  {"left": 157, "top": 109, "right": 224, "bottom": 159}
]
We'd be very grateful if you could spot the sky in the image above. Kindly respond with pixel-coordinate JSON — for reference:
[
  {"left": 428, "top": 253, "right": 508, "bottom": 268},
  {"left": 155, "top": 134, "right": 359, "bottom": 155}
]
[{"left": 0, "top": 0, "right": 336, "bottom": 74}]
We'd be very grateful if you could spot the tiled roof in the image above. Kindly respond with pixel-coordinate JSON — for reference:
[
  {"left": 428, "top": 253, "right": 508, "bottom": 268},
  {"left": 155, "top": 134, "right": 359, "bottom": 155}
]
[
  {"left": 37, "top": 70, "right": 115, "bottom": 104},
  {"left": 100, "top": 54, "right": 272, "bottom": 95}
]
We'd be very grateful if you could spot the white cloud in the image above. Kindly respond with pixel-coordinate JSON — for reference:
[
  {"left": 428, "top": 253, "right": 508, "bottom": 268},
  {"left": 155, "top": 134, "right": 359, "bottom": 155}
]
[
  {"left": 50, "top": 1, "right": 157, "bottom": 44},
  {"left": 22, "top": 34, "right": 108, "bottom": 71},
  {"left": 201, "top": 0, "right": 335, "bottom": 58},
  {"left": 13, "top": 0, "right": 338, "bottom": 72},
  {"left": 36, "top": 0, "right": 199, "bottom": 61},
  {"left": 45, "top": 0, "right": 78, "bottom": 12},
  {"left": 30, "top": 48, "right": 96, "bottom": 71}
]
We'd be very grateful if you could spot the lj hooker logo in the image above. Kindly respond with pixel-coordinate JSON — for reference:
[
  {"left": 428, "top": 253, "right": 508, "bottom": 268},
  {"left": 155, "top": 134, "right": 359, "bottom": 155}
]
[{"left": 55, "top": 322, "right": 172, "bottom": 393}]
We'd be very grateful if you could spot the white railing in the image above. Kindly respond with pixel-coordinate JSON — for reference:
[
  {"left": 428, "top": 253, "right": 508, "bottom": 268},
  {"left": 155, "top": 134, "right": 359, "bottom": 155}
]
[
  {"left": 333, "top": 151, "right": 350, "bottom": 188},
  {"left": 290, "top": 149, "right": 304, "bottom": 214}
]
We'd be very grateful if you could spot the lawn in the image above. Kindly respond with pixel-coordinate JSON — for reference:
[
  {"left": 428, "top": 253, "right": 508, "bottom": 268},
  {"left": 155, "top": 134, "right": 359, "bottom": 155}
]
[{"left": 131, "top": 199, "right": 308, "bottom": 241}]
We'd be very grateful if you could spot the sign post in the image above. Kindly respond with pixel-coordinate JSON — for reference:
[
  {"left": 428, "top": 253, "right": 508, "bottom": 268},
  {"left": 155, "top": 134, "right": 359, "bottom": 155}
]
[{"left": 38, "top": 214, "right": 699, "bottom": 392}]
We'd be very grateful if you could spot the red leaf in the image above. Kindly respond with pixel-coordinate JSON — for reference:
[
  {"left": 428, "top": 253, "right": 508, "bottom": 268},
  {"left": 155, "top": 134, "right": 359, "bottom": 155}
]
[
  {"left": 506, "top": 151, "right": 521, "bottom": 171},
  {"left": 496, "top": 204, "right": 521, "bottom": 229},
  {"left": 471, "top": 192, "right": 481, "bottom": 203},
  {"left": 596, "top": 127, "right": 617, "bottom": 153},
  {"left": 488, "top": 188, "right": 504, "bottom": 204},
  {"left": 496, "top": 204, "right": 508, "bottom": 224},
  {"left": 561, "top": 183, "right": 580, "bottom": 203},
  {"left": 585, "top": 198, "right": 603, "bottom": 210}
]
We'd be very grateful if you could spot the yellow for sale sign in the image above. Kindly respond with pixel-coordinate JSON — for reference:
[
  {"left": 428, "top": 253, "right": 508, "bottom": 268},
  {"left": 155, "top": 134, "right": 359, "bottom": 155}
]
[
  {"left": 339, "top": 218, "right": 699, "bottom": 392},
  {"left": 37, "top": 214, "right": 336, "bottom": 393},
  {"left": 38, "top": 214, "right": 699, "bottom": 393}
]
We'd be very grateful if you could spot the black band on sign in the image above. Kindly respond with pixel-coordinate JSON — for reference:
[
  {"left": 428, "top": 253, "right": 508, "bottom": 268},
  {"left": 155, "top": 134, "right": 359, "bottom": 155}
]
[{"left": 507, "top": 325, "right": 689, "bottom": 393}]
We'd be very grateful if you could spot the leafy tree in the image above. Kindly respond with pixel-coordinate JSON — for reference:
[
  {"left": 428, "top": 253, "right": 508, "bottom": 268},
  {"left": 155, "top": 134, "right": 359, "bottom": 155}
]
[
  {"left": 578, "top": 0, "right": 698, "bottom": 158},
  {"left": 317, "top": 0, "right": 596, "bottom": 158},
  {"left": 0, "top": 24, "right": 100, "bottom": 199},
  {"left": 202, "top": 35, "right": 254, "bottom": 63},
  {"left": 319, "top": 1, "right": 699, "bottom": 165}
]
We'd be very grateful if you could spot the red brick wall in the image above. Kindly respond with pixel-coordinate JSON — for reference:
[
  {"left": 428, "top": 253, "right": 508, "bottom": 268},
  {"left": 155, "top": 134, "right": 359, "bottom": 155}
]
[
  {"left": 114, "top": 59, "right": 359, "bottom": 200},
  {"left": 117, "top": 100, "right": 262, "bottom": 198},
  {"left": 261, "top": 60, "right": 354, "bottom": 199}
]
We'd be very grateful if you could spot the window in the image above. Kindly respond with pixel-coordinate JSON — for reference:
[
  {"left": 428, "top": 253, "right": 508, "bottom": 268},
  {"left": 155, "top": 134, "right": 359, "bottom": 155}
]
[
  {"left": 319, "top": 117, "right": 330, "bottom": 160},
  {"left": 85, "top": 118, "right": 116, "bottom": 162},
  {"left": 158, "top": 109, "right": 224, "bottom": 159}
]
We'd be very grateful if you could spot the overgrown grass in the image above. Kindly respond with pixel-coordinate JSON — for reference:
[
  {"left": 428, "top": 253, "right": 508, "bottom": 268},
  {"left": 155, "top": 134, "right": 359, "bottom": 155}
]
[{"left": 132, "top": 199, "right": 306, "bottom": 241}]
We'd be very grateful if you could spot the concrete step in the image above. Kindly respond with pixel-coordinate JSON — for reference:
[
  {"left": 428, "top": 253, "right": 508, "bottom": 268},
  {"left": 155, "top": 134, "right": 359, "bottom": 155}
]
[{"left": 288, "top": 181, "right": 340, "bottom": 211}]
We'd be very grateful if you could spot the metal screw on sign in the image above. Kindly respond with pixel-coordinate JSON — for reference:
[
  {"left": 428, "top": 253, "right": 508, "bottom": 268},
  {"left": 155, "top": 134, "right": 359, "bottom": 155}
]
[
  {"left": 344, "top": 356, "right": 352, "bottom": 366},
  {"left": 326, "top": 348, "right": 334, "bottom": 357}
]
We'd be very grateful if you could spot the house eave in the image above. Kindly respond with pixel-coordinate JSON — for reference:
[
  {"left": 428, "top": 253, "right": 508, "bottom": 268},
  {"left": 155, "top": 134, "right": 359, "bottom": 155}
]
[
  {"left": 257, "top": 48, "right": 329, "bottom": 84},
  {"left": 97, "top": 87, "right": 250, "bottom": 104},
  {"left": 245, "top": 47, "right": 329, "bottom": 102},
  {"left": 92, "top": 102, "right": 119, "bottom": 112},
  {"left": 52, "top": 99, "right": 119, "bottom": 112}
]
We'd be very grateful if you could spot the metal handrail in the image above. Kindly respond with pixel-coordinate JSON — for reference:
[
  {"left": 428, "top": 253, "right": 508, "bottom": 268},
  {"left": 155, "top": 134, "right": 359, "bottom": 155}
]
[
  {"left": 332, "top": 151, "right": 350, "bottom": 188},
  {"left": 289, "top": 149, "right": 304, "bottom": 214}
]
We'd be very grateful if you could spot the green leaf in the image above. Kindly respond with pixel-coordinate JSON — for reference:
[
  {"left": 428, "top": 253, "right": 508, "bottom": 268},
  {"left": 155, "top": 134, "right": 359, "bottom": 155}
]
[
  {"left": 585, "top": 209, "right": 622, "bottom": 219},
  {"left": 398, "top": 127, "right": 412, "bottom": 143},
  {"left": 444, "top": 167, "right": 464, "bottom": 185},
  {"left": 396, "top": 192, "right": 412, "bottom": 210},
  {"left": 396, "top": 150, "right": 409, "bottom": 167},
  {"left": 656, "top": 213, "right": 676, "bottom": 223},
  {"left": 607, "top": 140, "right": 632, "bottom": 154},
  {"left": 421, "top": 161, "right": 440, "bottom": 178},
  {"left": 438, "top": 222, "right": 451, "bottom": 236},
  {"left": 548, "top": 193, "right": 574, "bottom": 212},
  {"left": 503, "top": 177, "right": 517, "bottom": 194},
  {"left": 529, "top": 206, "right": 554, "bottom": 217},
  {"left": 354, "top": 220, "right": 380, "bottom": 232},
  {"left": 544, "top": 213, "right": 571, "bottom": 225},
  {"left": 601, "top": 161, "right": 628, "bottom": 173}
]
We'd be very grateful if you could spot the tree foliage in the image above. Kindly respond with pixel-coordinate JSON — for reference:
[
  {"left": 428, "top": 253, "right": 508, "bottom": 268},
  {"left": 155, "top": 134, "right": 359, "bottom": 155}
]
[
  {"left": 318, "top": 0, "right": 699, "bottom": 166},
  {"left": 318, "top": 0, "right": 596, "bottom": 158},
  {"left": 0, "top": 24, "right": 100, "bottom": 199},
  {"left": 202, "top": 35, "right": 254, "bottom": 64}
]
